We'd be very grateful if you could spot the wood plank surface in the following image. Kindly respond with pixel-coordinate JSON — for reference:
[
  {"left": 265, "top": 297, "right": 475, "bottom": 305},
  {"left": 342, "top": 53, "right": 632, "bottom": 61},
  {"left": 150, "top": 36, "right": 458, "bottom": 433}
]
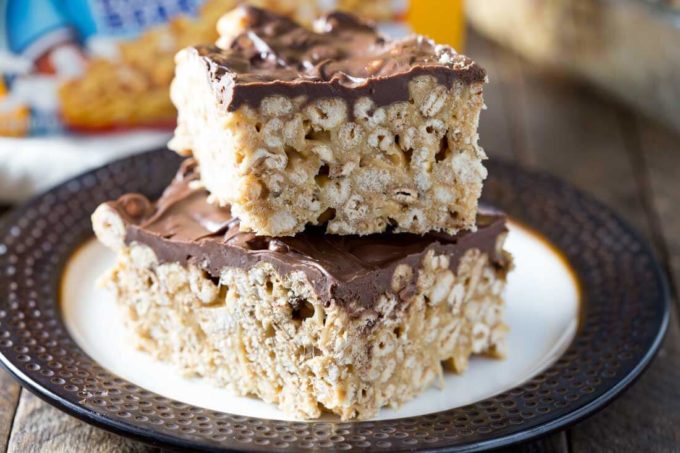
[
  {"left": 466, "top": 29, "right": 519, "bottom": 161},
  {"left": 635, "top": 116, "right": 680, "bottom": 303},
  {"left": 6, "top": 392, "right": 160, "bottom": 453},
  {"left": 0, "top": 371, "right": 21, "bottom": 451}
]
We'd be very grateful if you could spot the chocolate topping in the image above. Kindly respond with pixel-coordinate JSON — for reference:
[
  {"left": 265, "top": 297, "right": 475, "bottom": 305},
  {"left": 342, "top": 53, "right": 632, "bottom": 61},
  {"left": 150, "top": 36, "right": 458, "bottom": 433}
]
[
  {"left": 194, "top": 6, "right": 486, "bottom": 112},
  {"left": 108, "top": 160, "right": 508, "bottom": 312}
]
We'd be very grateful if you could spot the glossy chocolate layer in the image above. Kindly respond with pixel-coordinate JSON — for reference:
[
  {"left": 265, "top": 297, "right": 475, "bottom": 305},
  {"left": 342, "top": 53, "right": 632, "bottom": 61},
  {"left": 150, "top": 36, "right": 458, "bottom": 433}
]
[
  {"left": 193, "top": 6, "right": 486, "bottom": 112},
  {"left": 108, "top": 160, "right": 508, "bottom": 311}
]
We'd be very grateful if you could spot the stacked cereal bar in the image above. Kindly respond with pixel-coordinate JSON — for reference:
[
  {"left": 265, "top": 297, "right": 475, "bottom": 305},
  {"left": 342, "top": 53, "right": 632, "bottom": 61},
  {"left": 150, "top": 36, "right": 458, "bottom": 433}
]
[
  {"left": 92, "top": 161, "right": 511, "bottom": 420},
  {"left": 93, "top": 6, "right": 511, "bottom": 421},
  {"left": 169, "top": 7, "right": 488, "bottom": 236}
]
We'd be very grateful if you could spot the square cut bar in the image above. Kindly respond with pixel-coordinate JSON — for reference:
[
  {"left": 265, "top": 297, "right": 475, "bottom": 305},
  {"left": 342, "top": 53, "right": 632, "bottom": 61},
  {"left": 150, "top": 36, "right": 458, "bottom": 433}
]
[
  {"left": 92, "top": 161, "right": 512, "bottom": 420},
  {"left": 169, "top": 6, "right": 488, "bottom": 236}
]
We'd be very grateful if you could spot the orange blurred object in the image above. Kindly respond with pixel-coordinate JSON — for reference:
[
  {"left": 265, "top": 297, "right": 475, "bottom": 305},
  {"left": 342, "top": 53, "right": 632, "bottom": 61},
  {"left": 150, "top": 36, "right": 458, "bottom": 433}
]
[{"left": 407, "top": 0, "right": 465, "bottom": 50}]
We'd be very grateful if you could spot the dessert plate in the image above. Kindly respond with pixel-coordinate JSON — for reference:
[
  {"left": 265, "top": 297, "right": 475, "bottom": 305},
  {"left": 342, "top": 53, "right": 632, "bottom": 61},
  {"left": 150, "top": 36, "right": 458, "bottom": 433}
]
[
  {"left": 0, "top": 149, "right": 669, "bottom": 451},
  {"left": 60, "top": 221, "right": 578, "bottom": 421}
]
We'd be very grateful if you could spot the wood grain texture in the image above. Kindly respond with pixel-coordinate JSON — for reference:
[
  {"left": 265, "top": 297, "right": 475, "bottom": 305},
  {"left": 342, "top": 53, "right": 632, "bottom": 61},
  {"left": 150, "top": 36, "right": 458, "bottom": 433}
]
[
  {"left": 634, "top": 116, "right": 680, "bottom": 302},
  {"left": 0, "top": 369, "right": 21, "bottom": 451},
  {"left": 506, "top": 68, "right": 649, "bottom": 233},
  {"left": 467, "top": 31, "right": 519, "bottom": 161},
  {"left": 7, "top": 391, "right": 161, "bottom": 453}
]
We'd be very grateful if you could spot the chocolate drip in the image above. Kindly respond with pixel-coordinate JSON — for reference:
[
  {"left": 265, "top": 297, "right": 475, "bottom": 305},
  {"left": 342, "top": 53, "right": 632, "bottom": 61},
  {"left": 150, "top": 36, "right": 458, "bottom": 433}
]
[
  {"left": 193, "top": 6, "right": 486, "bottom": 112},
  {"left": 108, "top": 161, "right": 508, "bottom": 311}
]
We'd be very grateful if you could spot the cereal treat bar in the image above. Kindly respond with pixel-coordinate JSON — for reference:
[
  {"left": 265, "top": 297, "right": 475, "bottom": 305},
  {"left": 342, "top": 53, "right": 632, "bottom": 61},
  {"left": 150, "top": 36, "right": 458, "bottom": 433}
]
[
  {"left": 170, "top": 6, "right": 488, "bottom": 236},
  {"left": 92, "top": 161, "right": 512, "bottom": 420}
]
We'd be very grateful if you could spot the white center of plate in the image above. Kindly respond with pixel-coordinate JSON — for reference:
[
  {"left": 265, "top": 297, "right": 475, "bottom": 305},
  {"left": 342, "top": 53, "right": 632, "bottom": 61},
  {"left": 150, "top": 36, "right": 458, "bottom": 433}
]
[{"left": 61, "top": 222, "right": 580, "bottom": 421}]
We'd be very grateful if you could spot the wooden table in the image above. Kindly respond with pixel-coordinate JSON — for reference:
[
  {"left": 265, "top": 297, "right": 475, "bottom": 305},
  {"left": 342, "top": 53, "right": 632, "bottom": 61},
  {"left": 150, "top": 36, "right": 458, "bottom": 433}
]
[{"left": 1, "top": 31, "right": 679, "bottom": 452}]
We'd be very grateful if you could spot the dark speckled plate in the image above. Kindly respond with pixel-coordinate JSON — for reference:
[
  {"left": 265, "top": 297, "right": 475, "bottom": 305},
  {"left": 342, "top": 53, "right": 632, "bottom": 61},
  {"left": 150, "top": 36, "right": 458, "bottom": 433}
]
[{"left": 0, "top": 149, "right": 669, "bottom": 452}]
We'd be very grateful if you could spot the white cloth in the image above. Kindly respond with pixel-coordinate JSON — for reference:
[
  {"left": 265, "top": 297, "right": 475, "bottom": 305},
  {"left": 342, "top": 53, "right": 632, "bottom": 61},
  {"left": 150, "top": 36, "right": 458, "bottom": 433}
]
[{"left": 0, "top": 131, "right": 171, "bottom": 202}]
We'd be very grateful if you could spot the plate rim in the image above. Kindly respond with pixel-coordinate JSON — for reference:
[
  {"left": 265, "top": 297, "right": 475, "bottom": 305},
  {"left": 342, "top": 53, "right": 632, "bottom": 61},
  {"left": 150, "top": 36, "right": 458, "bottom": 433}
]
[
  {"left": 0, "top": 149, "right": 671, "bottom": 452},
  {"left": 0, "top": 307, "right": 669, "bottom": 453}
]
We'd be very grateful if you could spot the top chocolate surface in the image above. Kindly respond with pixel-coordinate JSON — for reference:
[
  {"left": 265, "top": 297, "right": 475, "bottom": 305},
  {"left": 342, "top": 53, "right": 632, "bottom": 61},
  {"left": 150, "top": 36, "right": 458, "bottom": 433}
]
[
  {"left": 108, "top": 160, "right": 508, "bottom": 312},
  {"left": 193, "top": 6, "right": 486, "bottom": 111}
]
